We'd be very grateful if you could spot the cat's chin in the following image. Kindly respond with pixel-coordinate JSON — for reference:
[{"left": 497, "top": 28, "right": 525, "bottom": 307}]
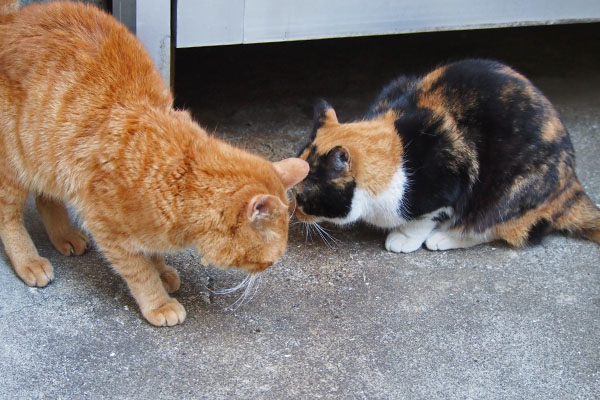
[
  {"left": 242, "top": 262, "right": 272, "bottom": 275},
  {"left": 201, "top": 254, "right": 273, "bottom": 274}
]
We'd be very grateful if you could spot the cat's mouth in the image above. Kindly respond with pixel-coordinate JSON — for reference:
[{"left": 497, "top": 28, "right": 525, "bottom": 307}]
[
  {"left": 293, "top": 205, "right": 317, "bottom": 223},
  {"left": 288, "top": 192, "right": 317, "bottom": 223}
]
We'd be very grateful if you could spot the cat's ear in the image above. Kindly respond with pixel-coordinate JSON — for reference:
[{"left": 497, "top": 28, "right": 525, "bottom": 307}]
[
  {"left": 247, "top": 194, "right": 286, "bottom": 222},
  {"left": 327, "top": 146, "right": 351, "bottom": 172},
  {"left": 272, "top": 157, "right": 309, "bottom": 189},
  {"left": 313, "top": 99, "right": 338, "bottom": 130}
]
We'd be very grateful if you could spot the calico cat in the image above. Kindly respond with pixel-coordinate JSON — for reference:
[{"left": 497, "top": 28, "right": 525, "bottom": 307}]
[
  {"left": 0, "top": 1, "right": 308, "bottom": 326},
  {"left": 294, "top": 59, "right": 600, "bottom": 253}
]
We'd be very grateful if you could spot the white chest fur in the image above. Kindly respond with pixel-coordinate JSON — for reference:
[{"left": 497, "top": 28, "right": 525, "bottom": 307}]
[{"left": 325, "top": 167, "right": 408, "bottom": 228}]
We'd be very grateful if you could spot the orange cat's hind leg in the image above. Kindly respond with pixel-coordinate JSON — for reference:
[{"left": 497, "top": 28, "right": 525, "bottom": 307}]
[
  {"left": 0, "top": 183, "right": 54, "bottom": 287},
  {"left": 151, "top": 254, "right": 181, "bottom": 293},
  {"left": 35, "top": 195, "right": 90, "bottom": 256}
]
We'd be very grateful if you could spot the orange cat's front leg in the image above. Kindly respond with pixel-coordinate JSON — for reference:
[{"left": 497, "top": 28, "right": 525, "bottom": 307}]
[{"left": 99, "top": 244, "right": 186, "bottom": 326}]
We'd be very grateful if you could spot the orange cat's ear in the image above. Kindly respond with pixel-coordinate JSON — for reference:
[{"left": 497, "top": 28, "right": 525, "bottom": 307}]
[
  {"left": 273, "top": 158, "right": 309, "bottom": 189},
  {"left": 247, "top": 194, "right": 286, "bottom": 222}
]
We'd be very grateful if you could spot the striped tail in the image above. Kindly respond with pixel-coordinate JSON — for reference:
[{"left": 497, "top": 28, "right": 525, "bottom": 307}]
[{"left": 553, "top": 191, "right": 600, "bottom": 244}]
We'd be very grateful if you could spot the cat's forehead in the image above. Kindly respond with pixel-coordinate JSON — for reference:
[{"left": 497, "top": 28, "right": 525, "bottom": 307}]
[
  {"left": 302, "top": 114, "right": 397, "bottom": 159},
  {"left": 303, "top": 124, "right": 356, "bottom": 158}
]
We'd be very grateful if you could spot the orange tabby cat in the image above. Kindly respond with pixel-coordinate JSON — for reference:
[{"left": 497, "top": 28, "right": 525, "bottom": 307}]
[{"left": 0, "top": 1, "right": 308, "bottom": 326}]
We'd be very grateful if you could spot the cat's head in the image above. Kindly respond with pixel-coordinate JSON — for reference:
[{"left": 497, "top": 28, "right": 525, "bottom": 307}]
[
  {"left": 190, "top": 154, "right": 309, "bottom": 274},
  {"left": 293, "top": 100, "right": 403, "bottom": 226}
]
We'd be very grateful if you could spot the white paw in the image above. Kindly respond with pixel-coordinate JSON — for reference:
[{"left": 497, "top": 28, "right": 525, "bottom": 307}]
[
  {"left": 385, "top": 231, "right": 424, "bottom": 253},
  {"left": 425, "top": 231, "right": 458, "bottom": 251}
]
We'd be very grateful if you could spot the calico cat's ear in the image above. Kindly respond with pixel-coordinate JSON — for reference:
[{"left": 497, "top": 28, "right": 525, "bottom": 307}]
[
  {"left": 313, "top": 99, "right": 338, "bottom": 130},
  {"left": 272, "top": 158, "right": 309, "bottom": 189},
  {"left": 247, "top": 194, "right": 286, "bottom": 222},
  {"left": 327, "top": 146, "right": 351, "bottom": 172}
]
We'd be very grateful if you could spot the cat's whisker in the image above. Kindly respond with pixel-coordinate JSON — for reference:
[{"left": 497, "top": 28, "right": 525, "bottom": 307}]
[
  {"left": 306, "top": 223, "right": 315, "bottom": 243},
  {"left": 227, "top": 274, "right": 259, "bottom": 311},
  {"left": 303, "top": 222, "right": 310, "bottom": 244},
  {"left": 288, "top": 190, "right": 298, "bottom": 220},
  {"left": 312, "top": 223, "right": 334, "bottom": 249},
  {"left": 314, "top": 223, "right": 342, "bottom": 245},
  {"left": 208, "top": 273, "right": 262, "bottom": 311},
  {"left": 302, "top": 222, "right": 342, "bottom": 249},
  {"left": 209, "top": 274, "right": 253, "bottom": 295},
  {"left": 242, "top": 273, "right": 262, "bottom": 307}
]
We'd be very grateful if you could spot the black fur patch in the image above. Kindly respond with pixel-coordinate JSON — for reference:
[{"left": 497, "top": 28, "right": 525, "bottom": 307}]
[
  {"left": 527, "top": 219, "right": 551, "bottom": 245},
  {"left": 296, "top": 146, "right": 356, "bottom": 219},
  {"left": 433, "top": 210, "right": 451, "bottom": 223}
]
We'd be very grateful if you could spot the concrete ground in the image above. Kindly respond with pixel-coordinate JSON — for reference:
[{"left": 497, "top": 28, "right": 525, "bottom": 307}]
[{"left": 1, "top": 23, "right": 599, "bottom": 399}]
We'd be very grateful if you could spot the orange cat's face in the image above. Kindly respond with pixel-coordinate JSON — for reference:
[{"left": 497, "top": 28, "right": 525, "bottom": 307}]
[{"left": 184, "top": 156, "right": 309, "bottom": 274}]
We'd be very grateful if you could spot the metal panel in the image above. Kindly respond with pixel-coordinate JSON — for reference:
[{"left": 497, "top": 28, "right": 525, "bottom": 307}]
[
  {"left": 135, "top": 0, "right": 172, "bottom": 85},
  {"left": 176, "top": 0, "right": 245, "bottom": 48},
  {"left": 243, "top": 0, "right": 600, "bottom": 44},
  {"left": 111, "top": 0, "right": 136, "bottom": 33}
]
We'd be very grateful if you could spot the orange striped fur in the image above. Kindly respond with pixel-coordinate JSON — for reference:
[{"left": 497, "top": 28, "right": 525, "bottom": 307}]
[{"left": 0, "top": 1, "right": 308, "bottom": 326}]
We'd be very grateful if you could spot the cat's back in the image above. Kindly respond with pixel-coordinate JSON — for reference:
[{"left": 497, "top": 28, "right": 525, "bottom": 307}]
[
  {"left": 417, "top": 59, "right": 557, "bottom": 124},
  {"left": 0, "top": 1, "right": 173, "bottom": 200},
  {"left": 1, "top": 1, "right": 169, "bottom": 107}
]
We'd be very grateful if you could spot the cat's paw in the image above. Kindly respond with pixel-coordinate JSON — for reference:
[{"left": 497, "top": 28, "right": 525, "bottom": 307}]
[
  {"left": 385, "top": 231, "right": 424, "bottom": 253},
  {"left": 142, "top": 298, "right": 186, "bottom": 327},
  {"left": 425, "top": 231, "right": 457, "bottom": 251},
  {"left": 160, "top": 265, "right": 181, "bottom": 293},
  {"left": 51, "top": 229, "right": 90, "bottom": 256},
  {"left": 16, "top": 257, "right": 54, "bottom": 287}
]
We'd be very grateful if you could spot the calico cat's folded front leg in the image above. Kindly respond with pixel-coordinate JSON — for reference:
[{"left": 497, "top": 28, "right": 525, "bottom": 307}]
[
  {"left": 99, "top": 244, "right": 186, "bottom": 326},
  {"left": 385, "top": 217, "right": 438, "bottom": 253},
  {"left": 425, "top": 227, "right": 495, "bottom": 251}
]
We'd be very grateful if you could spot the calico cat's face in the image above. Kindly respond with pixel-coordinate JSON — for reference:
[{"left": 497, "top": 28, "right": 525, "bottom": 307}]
[{"left": 294, "top": 100, "right": 403, "bottom": 226}]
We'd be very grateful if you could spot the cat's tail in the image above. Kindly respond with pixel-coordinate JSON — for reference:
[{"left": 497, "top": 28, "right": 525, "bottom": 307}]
[
  {"left": 553, "top": 191, "right": 600, "bottom": 244},
  {"left": 0, "top": 0, "right": 18, "bottom": 15}
]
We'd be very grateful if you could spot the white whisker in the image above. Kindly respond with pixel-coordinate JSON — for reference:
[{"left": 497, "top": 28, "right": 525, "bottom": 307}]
[
  {"left": 227, "top": 274, "right": 258, "bottom": 311},
  {"left": 288, "top": 191, "right": 298, "bottom": 220},
  {"left": 209, "top": 274, "right": 252, "bottom": 295},
  {"left": 315, "top": 223, "right": 341, "bottom": 244},
  {"left": 303, "top": 222, "right": 310, "bottom": 243},
  {"left": 307, "top": 222, "right": 343, "bottom": 248},
  {"left": 208, "top": 274, "right": 262, "bottom": 311},
  {"left": 313, "top": 223, "right": 333, "bottom": 249},
  {"left": 306, "top": 223, "right": 315, "bottom": 243}
]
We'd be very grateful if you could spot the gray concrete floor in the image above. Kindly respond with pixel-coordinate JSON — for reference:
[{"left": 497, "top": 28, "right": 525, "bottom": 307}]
[{"left": 2, "top": 24, "right": 600, "bottom": 399}]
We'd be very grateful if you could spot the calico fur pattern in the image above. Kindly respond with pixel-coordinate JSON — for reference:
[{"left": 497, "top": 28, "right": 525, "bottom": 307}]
[
  {"left": 0, "top": 1, "right": 308, "bottom": 326},
  {"left": 295, "top": 59, "right": 600, "bottom": 252}
]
